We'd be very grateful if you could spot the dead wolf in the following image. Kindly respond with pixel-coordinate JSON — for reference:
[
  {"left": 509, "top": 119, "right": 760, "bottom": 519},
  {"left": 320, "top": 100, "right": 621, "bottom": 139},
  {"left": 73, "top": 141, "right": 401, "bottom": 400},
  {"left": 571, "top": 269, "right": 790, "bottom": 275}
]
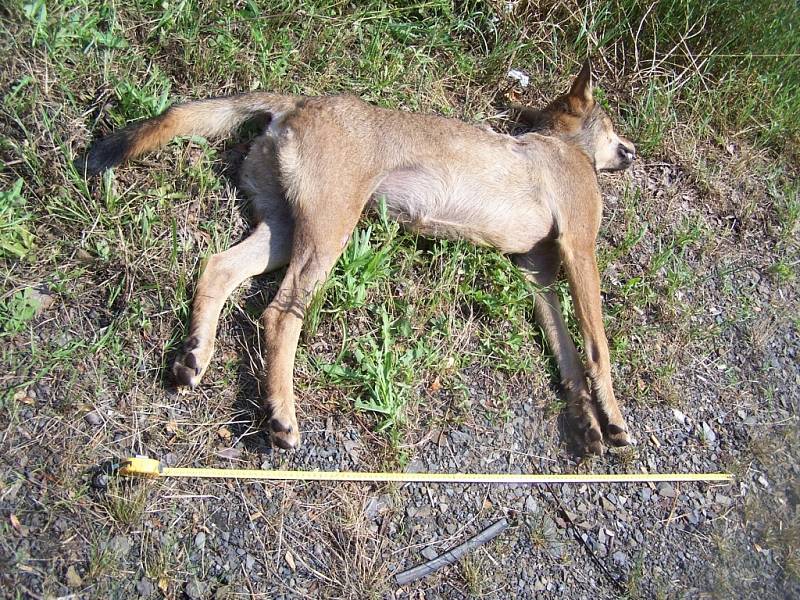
[{"left": 79, "top": 60, "right": 636, "bottom": 455}]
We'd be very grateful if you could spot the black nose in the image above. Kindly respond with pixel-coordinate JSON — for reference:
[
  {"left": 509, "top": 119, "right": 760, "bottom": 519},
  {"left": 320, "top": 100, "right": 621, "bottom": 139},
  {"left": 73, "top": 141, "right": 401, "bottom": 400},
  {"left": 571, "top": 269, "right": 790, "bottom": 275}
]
[{"left": 617, "top": 144, "right": 635, "bottom": 163}]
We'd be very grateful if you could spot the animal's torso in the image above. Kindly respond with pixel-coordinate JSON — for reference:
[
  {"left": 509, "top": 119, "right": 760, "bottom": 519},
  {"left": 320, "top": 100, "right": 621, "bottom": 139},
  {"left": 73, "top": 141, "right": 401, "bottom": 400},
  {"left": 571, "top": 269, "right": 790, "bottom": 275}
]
[{"left": 241, "top": 95, "right": 599, "bottom": 256}]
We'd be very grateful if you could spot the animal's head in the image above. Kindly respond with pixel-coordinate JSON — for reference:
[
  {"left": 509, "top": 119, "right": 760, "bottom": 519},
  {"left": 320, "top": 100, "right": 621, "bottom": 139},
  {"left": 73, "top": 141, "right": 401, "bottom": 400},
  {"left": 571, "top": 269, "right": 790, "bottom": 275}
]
[{"left": 520, "top": 60, "right": 636, "bottom": 172}]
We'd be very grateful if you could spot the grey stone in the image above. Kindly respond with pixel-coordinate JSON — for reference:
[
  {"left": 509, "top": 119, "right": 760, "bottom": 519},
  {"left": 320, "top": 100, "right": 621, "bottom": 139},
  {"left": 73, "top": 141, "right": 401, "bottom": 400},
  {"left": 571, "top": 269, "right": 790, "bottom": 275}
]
[
  {"left": 136, "top": 578, "right": 154, "bottom": 597},
  {"left": 84, "top": 411, "right": 101, "bottom": 426},
  {"left": 701, "top": 422, "right": 717, "bottom": 444},
  {"left": 421, "top": 546, "right": 439, "bottom": 560},
  {"left": 107, "top": 535, "right": 132, "bottom": 556},
  {"left": 195, "top": 532, "right": 206, "bottom": 550},
  {"left": 365, "top": 497, "right": 381, "bottom": 519},
  {"left": 185, "top": 578, "right": 207, "bottom": 600},
  {"left": 658, "top": 483, "right": 676, "bottom": 498}
]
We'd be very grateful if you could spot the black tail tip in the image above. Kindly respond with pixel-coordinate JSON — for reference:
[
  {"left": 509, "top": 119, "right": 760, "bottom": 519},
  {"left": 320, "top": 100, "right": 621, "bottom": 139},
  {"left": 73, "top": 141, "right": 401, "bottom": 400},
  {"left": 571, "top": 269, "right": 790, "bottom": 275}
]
[{"left": 74, "top": 130, "right": 132, "bottom": 177}]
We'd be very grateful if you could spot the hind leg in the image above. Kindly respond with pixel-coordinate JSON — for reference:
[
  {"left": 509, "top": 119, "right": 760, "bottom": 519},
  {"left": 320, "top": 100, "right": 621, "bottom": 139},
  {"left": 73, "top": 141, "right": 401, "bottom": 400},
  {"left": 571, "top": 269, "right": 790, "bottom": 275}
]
[
  {"left": 173, "top": 202, "right": 293, "bottom": 387},
  {"left": 260, "top": 190, "right": 369, "bottom": 449},
  {"left": 514, "top": 241, "right": 605, "bottom": 455}
]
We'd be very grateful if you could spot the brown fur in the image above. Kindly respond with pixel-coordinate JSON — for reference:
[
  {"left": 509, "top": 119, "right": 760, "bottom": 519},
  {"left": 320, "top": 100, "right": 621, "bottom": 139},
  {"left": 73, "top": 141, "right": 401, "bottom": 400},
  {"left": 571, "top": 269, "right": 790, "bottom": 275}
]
[{"left": 80, "top": 61, "right": 636, "bottom": 454}]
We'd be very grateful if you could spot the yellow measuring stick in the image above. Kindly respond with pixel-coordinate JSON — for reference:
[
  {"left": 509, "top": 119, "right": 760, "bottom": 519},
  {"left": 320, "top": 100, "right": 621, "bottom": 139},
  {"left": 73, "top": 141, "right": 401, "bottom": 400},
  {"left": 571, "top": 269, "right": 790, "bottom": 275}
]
[{"left": 119, "top": 456, "right": 733, "bottom": 484}]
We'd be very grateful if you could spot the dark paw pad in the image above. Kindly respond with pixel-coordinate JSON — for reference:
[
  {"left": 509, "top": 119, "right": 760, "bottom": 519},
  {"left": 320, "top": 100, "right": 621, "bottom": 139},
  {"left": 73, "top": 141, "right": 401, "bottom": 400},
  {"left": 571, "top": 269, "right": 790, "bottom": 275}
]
[
  {"left": 606, "top": 423, "right": 631, "bottom": 447},
  {"left": 269, "top": 418, "right": 293, "bottom": 435},
  {"left": 272, "top": 433, "right": 297, "bottom": 450},
  {"left": 183, "top": 351, "right": 200, "bottom": 375},
  {"left": 174, "top": 364, "right": 196, "bottom": 387},
  {"left": 586, "top": 440, "right": 605, "bottom": 456}
]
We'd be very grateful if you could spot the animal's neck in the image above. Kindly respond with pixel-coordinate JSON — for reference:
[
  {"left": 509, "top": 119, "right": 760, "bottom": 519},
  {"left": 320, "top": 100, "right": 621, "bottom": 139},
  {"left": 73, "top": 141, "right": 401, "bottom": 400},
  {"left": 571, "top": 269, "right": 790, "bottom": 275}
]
[
  {"left": 515, "top": 108, "right": 595, "bottom": 166},
  {"left": 562, "top": 131, "right": 597, "bottom": 171},
  {"left": 514, "top": 107, "right": 553, "bottom": 134}
]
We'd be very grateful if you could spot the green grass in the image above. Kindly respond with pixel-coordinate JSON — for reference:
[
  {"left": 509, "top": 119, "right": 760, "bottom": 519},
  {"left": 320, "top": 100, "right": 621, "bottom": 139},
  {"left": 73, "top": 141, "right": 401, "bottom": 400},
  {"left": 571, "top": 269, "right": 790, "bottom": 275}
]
[
  {"left": 0, "top": 287, "right": 41, "bottom": 335},
  {"left": 0, "top": 178, "right": 35, "bottom": 259}
]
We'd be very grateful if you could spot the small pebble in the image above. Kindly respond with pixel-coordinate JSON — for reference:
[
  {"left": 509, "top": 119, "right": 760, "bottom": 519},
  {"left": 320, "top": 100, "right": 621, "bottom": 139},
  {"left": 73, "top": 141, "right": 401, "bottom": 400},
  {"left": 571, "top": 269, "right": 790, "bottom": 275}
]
[
  {"left": 658, "top": 483, "right": 676, "bottom": 498},
  {"left": 185, "top": 577, "right": 206, "bottom": 600},
  {"left": 701, "top": 422, "right": 717, "bottom": 444},
  {"left": 421, "top": 546, "right": 439, "bottom": 561},
  {"left": 136, "top": 578, "right": 154, "bottom": 597},
  {"left": 84, "top": 411, "right": 101, "bottom": 426}
]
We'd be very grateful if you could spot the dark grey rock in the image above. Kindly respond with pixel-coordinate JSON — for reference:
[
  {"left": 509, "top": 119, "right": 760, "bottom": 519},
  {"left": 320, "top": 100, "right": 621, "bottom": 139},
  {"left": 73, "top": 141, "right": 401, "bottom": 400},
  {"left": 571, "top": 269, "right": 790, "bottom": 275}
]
[
  {"left": 185, "top": 577, "right": 207, "bottom": 600},
  {"left": 84, "top": 411, "right": 101, "bottom": 426},
  {"left": 136, "top": 578, "right": 154, "bottom": 597},
  {"left": 421, "top": 546, "right": 439, "bottom": 560}
]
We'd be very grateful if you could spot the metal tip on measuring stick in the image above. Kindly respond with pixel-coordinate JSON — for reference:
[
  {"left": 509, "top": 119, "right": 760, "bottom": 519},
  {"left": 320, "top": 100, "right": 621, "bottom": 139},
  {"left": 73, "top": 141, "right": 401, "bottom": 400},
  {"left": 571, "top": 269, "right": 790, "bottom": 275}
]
[
  {"left": 119, "top": 456, "right": 163, "bottom": 478},
  {"left": 117, "top": 456, "right": 733, "bottom": 484}
]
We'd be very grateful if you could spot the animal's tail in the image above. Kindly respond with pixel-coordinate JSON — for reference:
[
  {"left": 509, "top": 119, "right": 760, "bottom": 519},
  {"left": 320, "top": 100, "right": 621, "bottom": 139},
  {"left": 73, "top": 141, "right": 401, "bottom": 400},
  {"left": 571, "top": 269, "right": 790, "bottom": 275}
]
[{"left": 77, "top": 92, "right": 299, "bottom": 176}]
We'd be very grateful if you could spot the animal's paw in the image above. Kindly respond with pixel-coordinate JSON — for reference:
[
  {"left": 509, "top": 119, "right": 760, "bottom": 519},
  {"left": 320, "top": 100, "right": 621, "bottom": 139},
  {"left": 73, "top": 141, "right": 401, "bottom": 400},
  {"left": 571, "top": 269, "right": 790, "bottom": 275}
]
[
  {"left": 269, "top": 416, "right": 301, "bottom": 450},
  {"left": 570, "top": 394, "right": 605, "bottom": 455},
  {"left": 579, "top": 423, "right": 605, "bottom": 456},
  {"left": 172, "top": 336, "right": 210, "bottom": 388},
  {"left": 605, "top": 422, "right": 631, "bottom": 447}
]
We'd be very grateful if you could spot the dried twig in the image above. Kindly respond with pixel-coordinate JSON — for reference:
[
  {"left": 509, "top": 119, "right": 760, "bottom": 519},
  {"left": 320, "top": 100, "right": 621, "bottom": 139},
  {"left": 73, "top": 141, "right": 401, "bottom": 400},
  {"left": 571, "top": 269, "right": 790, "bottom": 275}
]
[{"left": 394, "top": 518, "right": 509, "bottom": 586}]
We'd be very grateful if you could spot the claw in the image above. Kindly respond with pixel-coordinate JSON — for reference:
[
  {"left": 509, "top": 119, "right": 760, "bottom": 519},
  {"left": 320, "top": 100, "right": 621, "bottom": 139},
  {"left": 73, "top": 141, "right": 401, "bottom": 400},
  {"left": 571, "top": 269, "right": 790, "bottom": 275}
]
[{"left": 269, "top": 417, "right": 300, "bottom": 450}]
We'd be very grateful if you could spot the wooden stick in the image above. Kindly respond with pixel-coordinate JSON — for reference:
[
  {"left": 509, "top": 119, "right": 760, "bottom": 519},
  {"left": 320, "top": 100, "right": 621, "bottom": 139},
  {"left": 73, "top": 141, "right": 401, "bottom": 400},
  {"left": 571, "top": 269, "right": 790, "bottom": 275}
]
[{"left": 395, "top": 518, "right": 509, "bottom": 586}]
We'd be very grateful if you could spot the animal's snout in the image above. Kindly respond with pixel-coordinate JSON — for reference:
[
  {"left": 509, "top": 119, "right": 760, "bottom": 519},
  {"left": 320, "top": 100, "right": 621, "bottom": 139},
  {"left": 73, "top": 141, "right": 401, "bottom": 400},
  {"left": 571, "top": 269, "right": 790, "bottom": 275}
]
[{"left": 617, "top": 143, "right": 635, "bottom": 164}]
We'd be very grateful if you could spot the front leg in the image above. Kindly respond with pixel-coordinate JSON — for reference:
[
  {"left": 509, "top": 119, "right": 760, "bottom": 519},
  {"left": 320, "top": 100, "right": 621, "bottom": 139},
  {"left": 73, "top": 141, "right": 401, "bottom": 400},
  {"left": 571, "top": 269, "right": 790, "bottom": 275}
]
[
  {"left": 560, "top": 237, "right": 631, "bottom": 447},
  {"left": 515, "top": 249, "right": 604, "bottom": 454}
]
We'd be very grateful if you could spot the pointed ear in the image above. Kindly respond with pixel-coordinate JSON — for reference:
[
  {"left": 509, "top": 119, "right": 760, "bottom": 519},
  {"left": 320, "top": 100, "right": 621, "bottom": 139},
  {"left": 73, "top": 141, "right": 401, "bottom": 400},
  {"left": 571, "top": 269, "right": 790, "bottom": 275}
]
[{"left": 568, "top": 59, "right": 593, "bottom": 111}]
